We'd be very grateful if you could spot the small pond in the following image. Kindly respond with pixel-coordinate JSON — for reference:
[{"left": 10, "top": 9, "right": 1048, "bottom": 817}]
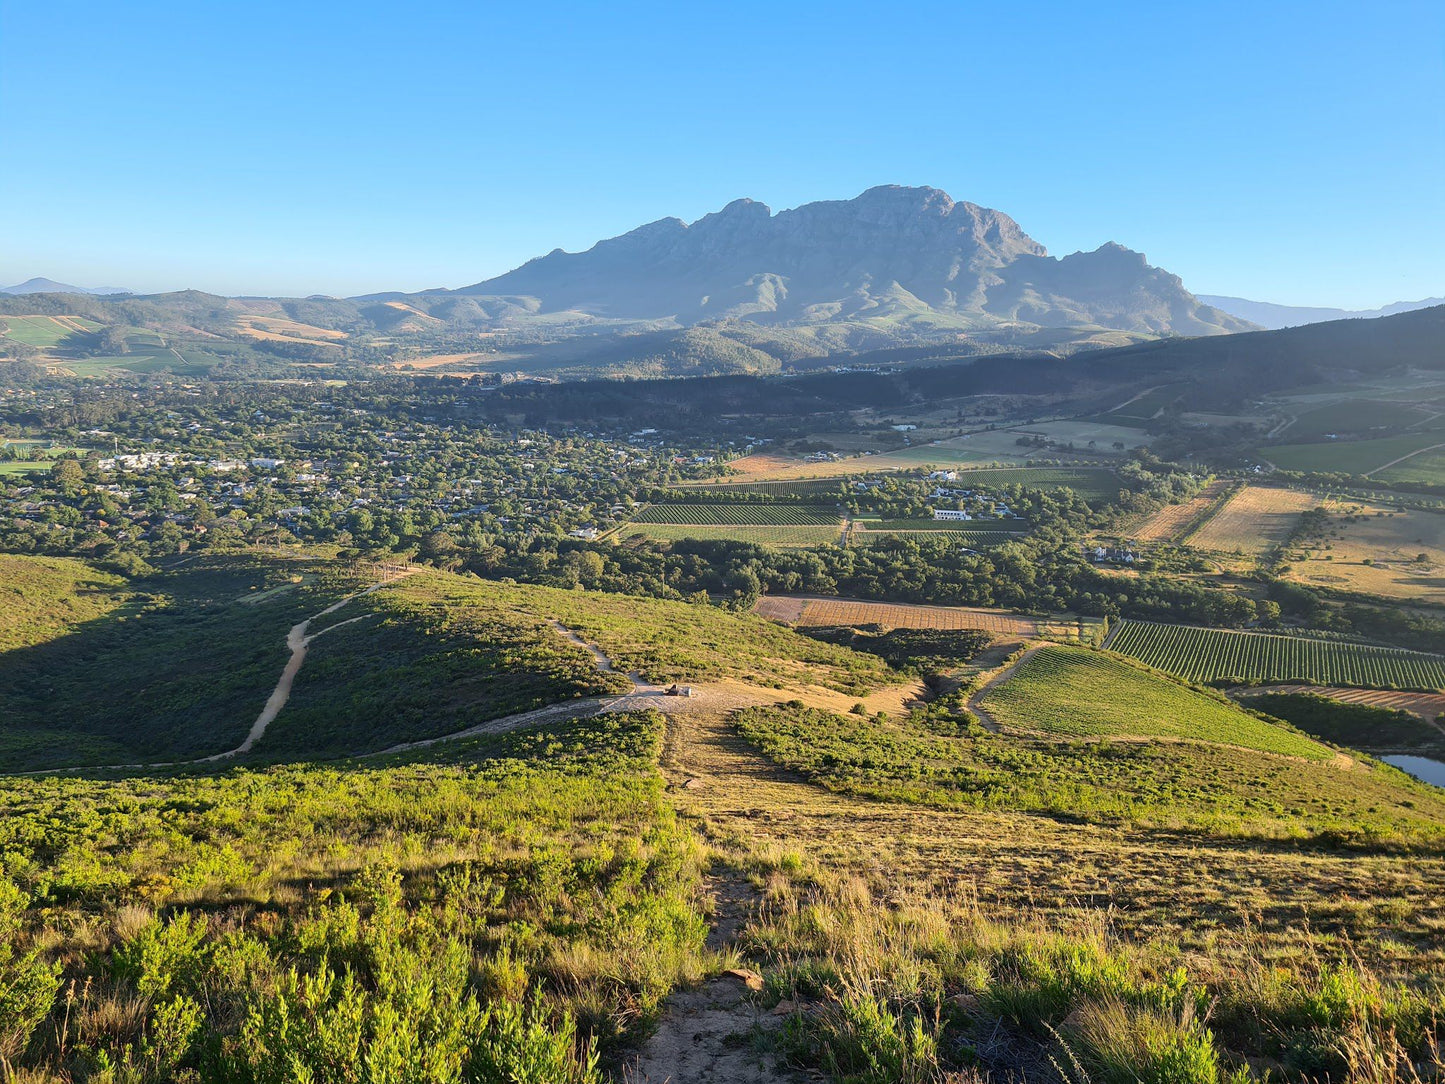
[{"left": 1382, "top": 755, "right": 1445, "bottom": 787}]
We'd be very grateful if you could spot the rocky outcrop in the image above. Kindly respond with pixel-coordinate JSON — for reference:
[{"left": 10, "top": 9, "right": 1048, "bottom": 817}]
[{"left": 459, "top": 185, "right": 1252, "bottom": 336}]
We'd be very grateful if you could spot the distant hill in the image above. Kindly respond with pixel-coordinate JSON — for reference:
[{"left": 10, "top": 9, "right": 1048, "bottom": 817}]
[
  {"left": 465, "top": 304, "right": 1445, "bottom": 427},
  {"left": 1199, "top": 293, "right": 1445, "bottom": 330},
  {"left": 0, "top": 277, "right": 130, "bottom": 296},
  {"left": 461, "top": 186, "right": 1252, "bottom": 339}
]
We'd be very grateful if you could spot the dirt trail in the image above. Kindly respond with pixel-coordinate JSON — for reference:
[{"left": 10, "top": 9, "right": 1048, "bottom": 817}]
[
  {"left": 966, "top": 643, "right": 1041, "bottom": 732},
  {"left": 5, "top": 571, "right": 412, "bottom": 776},
  {"left": 1366, "top": 442, "right": 1445, "bottom": 477},
  {"left": 624, "top": 975, "right": 788, "bottom": 1083},
  {"left": 227, "top": 574, "right": 410, "bottom": 756}
]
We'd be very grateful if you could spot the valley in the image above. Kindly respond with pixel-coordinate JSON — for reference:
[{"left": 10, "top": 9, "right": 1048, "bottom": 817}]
[{"left": 2, "top": 203, "right": 1445, "bottom": 1084}]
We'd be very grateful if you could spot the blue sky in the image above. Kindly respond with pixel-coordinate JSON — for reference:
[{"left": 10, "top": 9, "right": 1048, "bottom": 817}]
[{"left": 1, "top": 0, "right": 1440, "bottom": 307}]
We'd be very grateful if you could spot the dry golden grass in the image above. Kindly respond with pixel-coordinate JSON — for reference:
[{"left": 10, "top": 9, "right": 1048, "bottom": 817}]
[
  {"left": 659, "top": 706, "right": 1445, "bottom": 980},
  {"left": 1284, "top": 503, "right": 1445, "bottom": 605},
  {"left": 387, "top": 352, "right": 492, "bottom": 370},
  {"left": 233, "top": 313, "right": 347, "bottom": 347},
  {"left": 1127, "top": 480, "right": 1231, "bottom": 543},
  {"left": 1187, "top": 485, "right": 1319, "bottom": 555},
  {"left": 382, "top": 300, "right": 441, "bottom": 320},
  {"left": 754, "top": 595, "right": 1040, "bottom": 636}
]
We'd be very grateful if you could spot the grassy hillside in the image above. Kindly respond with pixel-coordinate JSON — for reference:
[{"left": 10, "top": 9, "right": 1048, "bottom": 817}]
[
  {"left": 0, "top": 710, "right": 709, "bottom": 1079},
  {"left": 2, "top": 553, "right": 1444, "bottom": 1081},
  {"left": 0, "top": 553, "right": 369, "bottom": 770},
  {"left": 983, "top": 645, "right": 1332, "bottom": 758},
  {"left": 734, "top": 644, "right": 1445, "bottom": 845},
  {"left": 260, "top": 572, "right": 634, "bottom": 757},
  {"left": 0, "top": 558, "right": 898, "bottom": 770},
  {"left": 735, "top": 698, "right": 1445, "bottom": 844},
  {"left": 484, "top": 578, "right": 897, "bottom": 693},
  {"left": 0, "top": 554, "right": 132, "bottom": 652}
]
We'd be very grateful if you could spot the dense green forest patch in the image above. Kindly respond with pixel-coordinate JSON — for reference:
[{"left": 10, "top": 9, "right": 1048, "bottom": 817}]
[{"left": 1243, "top": 691, "right": 1445, "bottom": 756}]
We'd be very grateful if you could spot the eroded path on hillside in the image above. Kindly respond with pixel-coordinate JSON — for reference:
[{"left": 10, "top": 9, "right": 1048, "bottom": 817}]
[
  {"left": 964, "top": 642, "right": 1040, "bottom": 732},
  {"left": 5, "top": 570, "right": 414, "bottom": 775}
]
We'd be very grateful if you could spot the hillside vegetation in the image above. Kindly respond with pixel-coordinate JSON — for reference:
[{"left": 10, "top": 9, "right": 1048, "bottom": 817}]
[
  {"left": 0, "top": 554, "right": 131, "bottom": 652},
  {"left": 983, "top": 645, "right": 1332, "bottom": 758},
  {"left": 0, "top": 556, "right": 899, "bottom": 771},
  {"left": 0, "top": 554, "right": 369, "bottom": 770},
  {"left": 0, "top": 711, "right": 709, "bottom": 1080}
]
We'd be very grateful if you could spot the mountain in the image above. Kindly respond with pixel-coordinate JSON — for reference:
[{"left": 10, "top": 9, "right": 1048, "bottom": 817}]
[
  {"left": 1199, "top": 293, "right": 1445, "bottom": 331},
  {"left": 460, "top": 186, "right": 1253, "bottom": 338},
  {"left": 0, "top": 277, "right": 130, "bottom": 296}
]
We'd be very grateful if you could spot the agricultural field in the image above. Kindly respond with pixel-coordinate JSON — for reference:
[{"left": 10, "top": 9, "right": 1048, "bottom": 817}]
[
  {"left": 1282, "top": 502, "right": 1445, "bottom": 604},
  {"left": 1108, "top": 619, "right": 1445, "bottom": 690},
  {"left": 233, "top": 311, "right": 347, "bottom": 347},
  {"left": 1095, "top": 383, "right": 1182, "bottom": 426},
  {"left": 754, "top": 594, "right": 1042, "bottom": 636},
  {"left": 1267, "top": 431, "right": 1445, "bottom": 475},
  {"left": 619, "top": 522, "right": 843, "bottom": 547},
  {"left": 0, "top": 313, "right": 102, "bottom": 348},
  {"left": 1185, "top": 484, "right": 1320, "bottom": 555},
  {"left": 630, "top": 502, "right": 839, "bottom": 525},
  {"left": 982, "top": 644, "right": 1333, "bottom": 758},
  {"left": 942, "top": 466, "right": 1122, "bottom": 501},
  {"left": 674, "top": 477, "right": 848, "bottom": 497},
  {"left": 1125, "top": 479, "right": 1231, "bottom": 543},
  {"left": 1003, "top": 418, "right": 1152, "bottom": 451},
  {"left": 1375, "top": 445, "right": 1445, "bottom": 485},
  {"left": 1283, "top": 398, "right": 1438, "bottom": 442}
]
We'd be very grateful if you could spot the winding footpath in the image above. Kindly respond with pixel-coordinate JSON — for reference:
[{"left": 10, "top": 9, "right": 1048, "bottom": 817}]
[
  {"left": 5, "top": 572, "right": 412, "bottom": 776},
  {"left": 965, "top": 643, "right": 1041, "bottom": 733}
]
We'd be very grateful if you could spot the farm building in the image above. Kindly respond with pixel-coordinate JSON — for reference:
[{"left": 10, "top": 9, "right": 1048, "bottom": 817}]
[{"left": 932, "top": 508, "right": 973, "bottom": 521}]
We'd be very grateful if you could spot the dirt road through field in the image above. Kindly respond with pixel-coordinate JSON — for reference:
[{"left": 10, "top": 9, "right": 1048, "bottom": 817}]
[{"left": 966, "top": 644, "right": 1041, "bottom": 731}]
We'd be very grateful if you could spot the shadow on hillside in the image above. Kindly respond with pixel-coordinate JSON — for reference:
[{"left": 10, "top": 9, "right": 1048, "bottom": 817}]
[{"left": 0, "top": 560, "right": 330, "bottom": 773}]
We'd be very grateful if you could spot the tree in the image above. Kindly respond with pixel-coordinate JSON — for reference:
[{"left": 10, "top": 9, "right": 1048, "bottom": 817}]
[{"left": 49, "top": 457, "right": 84, "bottom": 493}]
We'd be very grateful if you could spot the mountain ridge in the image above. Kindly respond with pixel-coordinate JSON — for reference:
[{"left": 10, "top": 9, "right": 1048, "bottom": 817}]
[
  {"left": 459, "top": 185, "right": 1252, "bottom": 338},
  {"left": 1199, "top": 293, "right": 1445, "bottom": 330},
  {"left": 0, "top": 277, "right": 131, "bottom": 296}
]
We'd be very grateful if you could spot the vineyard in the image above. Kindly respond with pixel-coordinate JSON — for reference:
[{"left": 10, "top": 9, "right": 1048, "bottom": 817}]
[
  {"left": 754, "top": 595, "right": 1041, "bottom": 636},
  {"left": 1108, "top": 619, "right": 1445, "bottom": 690},
  {"left": 631, "top": 502, "right": 840, "bottom": 525},
  {"left": 621, "top": 523, "right": 843, "bottom": 548},
  {"left": 1185, "top": 485, "right": 1319, "bottom": 554},
  {"left": 852, "top": 528, "right": 1025, "bottom": 548}
]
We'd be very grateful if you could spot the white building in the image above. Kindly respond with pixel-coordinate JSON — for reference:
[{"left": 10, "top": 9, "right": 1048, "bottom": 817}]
[{"left": 932, "top": 508, "right": 973, "bottom": 521}]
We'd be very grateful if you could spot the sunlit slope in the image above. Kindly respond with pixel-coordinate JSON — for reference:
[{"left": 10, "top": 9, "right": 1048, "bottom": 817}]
[
  {"left": 983, "top": 645, "right": 1331, "bottom": 758},
  {"left": 0, "top": 556, "right": 898, "bottom": 769},
  {"left": 736, "top": 644, "right": 1445, "bottom": 844}
]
